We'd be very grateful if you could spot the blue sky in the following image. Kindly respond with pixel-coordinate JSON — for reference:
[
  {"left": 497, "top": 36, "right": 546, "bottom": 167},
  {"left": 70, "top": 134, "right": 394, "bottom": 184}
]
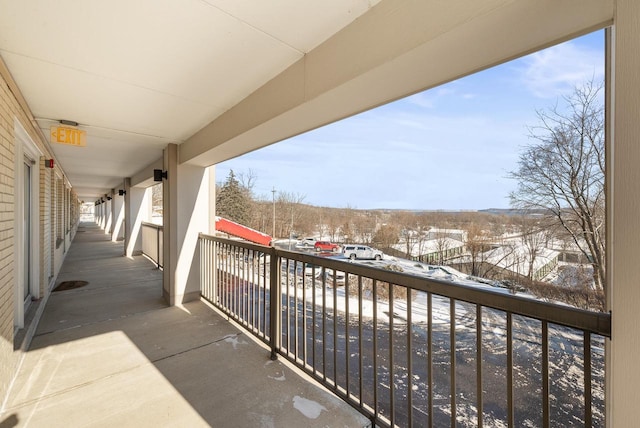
[{"left": 218, "top": 30, "right": 604, "bottom": 210}]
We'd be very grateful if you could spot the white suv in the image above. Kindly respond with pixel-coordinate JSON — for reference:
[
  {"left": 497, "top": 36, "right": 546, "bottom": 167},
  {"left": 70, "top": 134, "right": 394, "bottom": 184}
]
[{"left": 342, "top": 245, "right": 383, "bottom": 260}]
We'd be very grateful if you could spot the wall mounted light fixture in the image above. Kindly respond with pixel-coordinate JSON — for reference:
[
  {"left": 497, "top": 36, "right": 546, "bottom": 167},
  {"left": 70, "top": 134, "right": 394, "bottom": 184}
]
[
  {"left": 154, "top": 169, "right": 168, "bottom": 181},
  {"left": 118, "top": 189, "right": 126, "bottom": 196},
  {"left": 106, "top": 196, "right": 112, "bottom": 201}
]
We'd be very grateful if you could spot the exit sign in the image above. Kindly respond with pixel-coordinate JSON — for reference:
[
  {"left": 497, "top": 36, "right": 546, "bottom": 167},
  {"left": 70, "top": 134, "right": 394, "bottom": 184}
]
[{"left": 50, "top": 126, "right": 86, "bottom": 147}]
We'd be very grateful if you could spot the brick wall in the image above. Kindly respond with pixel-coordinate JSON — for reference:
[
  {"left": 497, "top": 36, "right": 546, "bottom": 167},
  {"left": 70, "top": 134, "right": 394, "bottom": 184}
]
[
  {"left": 0, "top": 60, "right": 17, "bottom": 407},
  {"left": 0, "top": 59, "right": 64, "bottom": 406}
]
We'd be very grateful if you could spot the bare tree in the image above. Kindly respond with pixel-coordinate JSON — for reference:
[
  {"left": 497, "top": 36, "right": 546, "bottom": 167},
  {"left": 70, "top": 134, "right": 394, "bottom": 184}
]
[
  {"left": 515, "top": 215, "right": 551, "bottom": 281},
  {"left": 275, "top": 191, "right": 306, "bottom": 238},
  {"left": 373, "top": 224, "right": 399, "bottom": 250},
  {"left": 325, "top": 208, "right": 343, "bottom": 242},
  {"left": 509, "top": 80, "right": 605, "bottom": 290},
  {"left": 464, "top": 222, "right": 491, "bottom": 276},
  {"left": 393, "top": 211, "right": 421, "bottom": 259},
  {"left": 235, "top": 169, "right": 257, "bottom": 194},
  {"left": 352, "top": 211, "right": 377, "bottom": 244},
  {"left": 433, "top": 230, "right": 453, "bottom": 266}
]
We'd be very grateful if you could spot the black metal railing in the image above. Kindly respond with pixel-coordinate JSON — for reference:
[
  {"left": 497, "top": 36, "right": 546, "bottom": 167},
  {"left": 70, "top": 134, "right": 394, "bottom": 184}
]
[
  {"left": 141, "top": 222, "right": 163, "bottom": 268},
  {"left": 199, "top": 234, "right": 610, "bottom": 428}
]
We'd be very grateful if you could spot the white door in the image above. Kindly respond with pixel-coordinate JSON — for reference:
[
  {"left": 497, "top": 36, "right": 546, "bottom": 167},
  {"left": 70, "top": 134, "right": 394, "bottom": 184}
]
[
  {"left": 14, "top": 120, "right": 40, "bottom": 330},
  {"left": 22, "top": 158, "right": 32, "bottom": 306}
]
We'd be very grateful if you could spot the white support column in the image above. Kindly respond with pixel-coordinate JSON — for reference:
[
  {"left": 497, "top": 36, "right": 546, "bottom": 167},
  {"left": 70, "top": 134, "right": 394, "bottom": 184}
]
[
  {"left": 99, "top": 201, "right": 105, "bottom": 229},
  {"left": 125, "top": 181, "right": 149, "bottom": 257},
  {"left": 104, "top": 194, "right": 113, "bottom": 234},
  {"left": 163, "top": 144, "right": 177, "bottom": 304},
  {"left": 208, "top": 165, "right": 215, "bottom": 234},
  {"left": 609, "top": 0, "right": 640, "bottom": 425},
  {"left": 163, "top": 144, "right": 212, "bottom": 305},
  {"left": 112, "top": 187, "right": 125, "bottom": 242}
]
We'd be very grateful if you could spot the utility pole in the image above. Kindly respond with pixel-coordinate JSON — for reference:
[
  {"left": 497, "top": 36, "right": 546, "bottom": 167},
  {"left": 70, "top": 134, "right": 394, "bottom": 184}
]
[
  {"left": 289, "top": 204, "right": 294, "bottom": 250},
  {"left": 271, "top": 187, "right": 276, "bottom": 238}
]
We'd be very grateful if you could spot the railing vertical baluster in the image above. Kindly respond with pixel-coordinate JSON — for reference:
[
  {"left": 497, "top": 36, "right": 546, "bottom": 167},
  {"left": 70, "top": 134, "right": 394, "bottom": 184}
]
[
  {"left": 206, "top": 240, "right": 210, "bottom": 300},
  {"left": 584, "top": 331, "right": 592, "bottom": 427},
  {"left": 507, "top": 312, "right": 514, "bottom": 427},
  {"left": 428, "top": 292, "right": 433, "bottom": 428},
  {"left": 209, "top": 240, "right": 213, "bottom": 301},
  {"left": 230, "top": 244, "right": 234, "bottom": 315},
  {"left": 224, "top": 245, "right": 228, "bottom": 311},
  {"left": 294, "top": 260, "right": 299, "bottom": 360},
  {"left": 358, "top": 275, "right": 363, "bottom": 408},
  {"left": 254, "top": 251, "right": 258, "bottom": 332},
  {"left": 222, "top": 244, "right": 227, "bottom": 313},
  {"left": 238, "top": 247, "right": 242, "bottom": 319},
  {"left": 243, "top": 248, "right": 247, "bottom": 323},
  {"left": 220, "top": 244, "right": 224, "bottom": 310},
  {"left": 322, "top": 267, "right": 327, "bottom": 382},
  {"left": 389, "top": 283, "right": 395, "bottom": 425},
  {"left": 229, "top": 244, "right": 234, "bottom": 316},
  {"left": 476, "top": 305, "right": 483, "bottom": 428},
  {"left": 215, "top": 241, "right": 218, "bottom": 304},
  {"left": 312, "top": 266, "right": 317, "bottom": 376},
  {"left": 285, "top": 259, "right": 291, "bottom": 355},
  {"left": 373, "top": 279, "right": 379, "bottom": 419},
  {"left": 205, "top": 239, "right": 209, "bottom": 299},
  {"left": 225, "top": 245, "right": 235, "bottom": 314},
  {"left": 253, "top": 250, "right": 257, "bottom": 332},
  {"left": 302, "top": 262, "right": 307, "bottom": 367},
  {"left": 345, "top": 273, "right": 350, "bottom": 398},
  {"left": 229, "top": 244, "right": 233, "bottom": 315},
  {"left": 542, "top": 320, "right": 549, "bottom": 428},
  {"left": 227, "top": 244, "right": 231, "bottom": 315},
  {"left": 246, "top": 249, "right": 250, "bottom": 327},
  {"left": 450, "top": 299, "right": 456, "bottom": 428},
  {"left": 262, "top": 251, "right": 267, "bottom": 338},
  {"left": 199, "top": 238, "right": 204, "bottom": 297},
  {"left": 218, "top": 242, "right": 222, "bottom": 305},
  {"left": 407, "top": 287, "right": 413, "bottom": 427},
  {"left": 236, "top": 246, "right": 241, "bottom": 318},
  {"left": 269, "top": 248, "right": 280, "bottom": 360},
  {"left": 333, "top": 274, "right": 338, "bottom": 389}
]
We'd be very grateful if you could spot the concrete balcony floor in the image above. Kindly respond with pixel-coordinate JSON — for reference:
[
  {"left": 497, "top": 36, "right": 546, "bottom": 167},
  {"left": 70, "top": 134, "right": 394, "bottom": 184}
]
[{"left": 1, "top": 222, "right": 368, "bottom": 427}]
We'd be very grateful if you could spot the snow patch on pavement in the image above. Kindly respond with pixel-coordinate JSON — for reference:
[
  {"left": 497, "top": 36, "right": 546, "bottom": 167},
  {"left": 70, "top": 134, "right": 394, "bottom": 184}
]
[{"left": 293, "top": 396, "right": 326, "bottom": 419}]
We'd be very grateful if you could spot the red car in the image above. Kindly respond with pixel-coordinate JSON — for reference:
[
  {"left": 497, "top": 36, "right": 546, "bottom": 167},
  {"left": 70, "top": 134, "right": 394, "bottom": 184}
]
[{"left": 314, "top": 241, "right": 339, "bottom": 252}]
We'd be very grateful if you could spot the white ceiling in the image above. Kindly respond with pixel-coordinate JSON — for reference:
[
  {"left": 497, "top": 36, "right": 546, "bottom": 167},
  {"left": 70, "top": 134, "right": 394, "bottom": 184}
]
[{"left": 0, "top": 0, "right": 378, "bottom": 200}]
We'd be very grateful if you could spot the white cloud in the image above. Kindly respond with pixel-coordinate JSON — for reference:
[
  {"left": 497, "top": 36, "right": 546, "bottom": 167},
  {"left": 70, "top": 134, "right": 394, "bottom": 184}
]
[
  {"left": 405, "top": 92, "right": 434, "bottom": 108},
  {"left": 404, "top": 84, "right": 474, "bottom": 109},
  {"left": 515, "top": 40, "right": 604, "bottom": 98}
]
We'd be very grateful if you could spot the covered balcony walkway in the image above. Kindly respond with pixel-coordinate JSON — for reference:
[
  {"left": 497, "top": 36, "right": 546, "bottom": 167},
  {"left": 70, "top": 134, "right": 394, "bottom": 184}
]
[{"left": 1, "top": 222, "right": 367, "bottom": 427}]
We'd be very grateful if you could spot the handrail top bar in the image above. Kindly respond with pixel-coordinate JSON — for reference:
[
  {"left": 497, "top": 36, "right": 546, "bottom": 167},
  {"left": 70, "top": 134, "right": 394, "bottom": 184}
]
[
  {"left": 141, "top": 221, "right": 163, "bottom": 229},
  {"left": 199, "top": 234, "right": 611, "bottom": 337}
]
